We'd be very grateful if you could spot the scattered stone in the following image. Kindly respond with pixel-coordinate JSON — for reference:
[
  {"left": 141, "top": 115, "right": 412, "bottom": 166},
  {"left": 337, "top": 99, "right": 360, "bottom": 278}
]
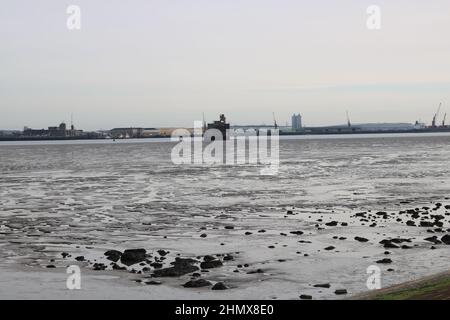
[
  {"left": 200, "top": 260, "right": 223, "bottom": 269},
  {"left": 104, "top": 250, "right": 122, "bottom": 262},
  {"left": 334, "top": 289, "right": 347, "bottom": 295},
  {"left": 112, "top": 263, "right": 127, "bottom": 270},
  {"left": 200, "top": 233, "right": 207, "bottom": 238},
  {"left": 93, "top": 263, "right": 107, "bottom": 270},
  {"left": 324, "top": 246, "right": 335, "bottom": 251},
  {"left": 314, "top": 283, "right": 331, "bottom": 288},
  {"left": 354, "top": 236, "right": 369, "bottom": 242},
  {"left": 212, "top": 282, "right": 228, "bottom": 290},
  {"left": 300, "top": 294, "right": 312, "bottom": 300},
  {"left": 376, "top": 258, "right": 392, "bottom": 264},
  {"left": 75, "top": 256, "right": 85, "bottom": 261},
  {"left": 144, "top": 280, "right": 162, "bottom": 285},
  {"left": 153, "top": 258, "right": 199, "bottom": 277},
  {"left": 183, "top": 279, "right": 212, "bottom": 288},
  {"left": 247, "top": 269, "right": 264, "bottom": 274},
  {"left": 290, "top": 231, "right": 303, "bottom": 235},
  {"left": 157, "top": 250, "right": 168, "bottom": 256}
]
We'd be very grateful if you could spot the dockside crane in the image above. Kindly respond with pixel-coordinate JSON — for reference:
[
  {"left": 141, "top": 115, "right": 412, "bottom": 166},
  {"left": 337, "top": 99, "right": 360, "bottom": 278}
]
[
  {"left": 442, "top": 113, "right": 447, "bottom": 127},
  {"left": 432, "top": 102, "right": 442, "bottom": 127},
  {"left": 273, "top": 112, "right": 278, "bottom": 129}
]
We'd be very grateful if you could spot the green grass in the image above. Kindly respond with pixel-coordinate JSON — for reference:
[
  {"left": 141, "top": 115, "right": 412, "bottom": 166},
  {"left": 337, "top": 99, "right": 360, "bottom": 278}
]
[{"left": 375, "top": 277, "right": 450, "bottom": 300}]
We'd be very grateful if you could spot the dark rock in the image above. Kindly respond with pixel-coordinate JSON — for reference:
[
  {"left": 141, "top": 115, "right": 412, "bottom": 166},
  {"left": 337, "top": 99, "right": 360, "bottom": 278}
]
[
  {"left": 223, "top": 255, "right": 234, "bottom": 261},
  {"left": 314, "top": 283, "right": 331, "bottom": 288},
  {"left": 247, "top": 269, "right": 264, "bottom": 274},
  {"left": 200, "top": 260, "right": 223, "bottom": 269},
  {"left": 112, "top": 263, "right": 127, "bottom": 270},
  {"left": 104, "top": 250, "right": 122, "bottom": 262},
  {"left": 121, "top": 249, "right": 147, "bottom": 266},
  {"left": 46, "top": 265, "right": 56, "bottom": 268},
  {"left": 300, "top": 294, "right": 312, "bottom": 300},
  {"left": 150, "top": 262, "right": 163, "bottom": 269},
  {"left": 75, "top": 256, "right": 85, "bottom": 261},
  {"left": 290, "top": 231, "right": 304, "bottom": 235},
  {"left": 144, "top": 280, "right": 162, "bottom": 285},
  {"left": 354, "top": 236, "right": 369, "bottom": 242},
  {"left": 93, "top": 263, "right": 107, "bottom": 270},
  {"left": 324, "top": 246, "right": 335, "bottom": 251},
  {"left": 61, "top": 252, "right": 70, "bottom": 259},
  {"left": 171, "top": 257, "right": 198, "bottom": 265},
  {"left": 376, "top": 258, "right": 392, "bottom": 264},
  {"left": 183, "top": 279, "right": 212, "bottom": 288},
  {"left": 325, "top": 221, "right": 338, "bottom": 227},
  {"left": 334, "top": 289, "right": 347, "bottom": 295},
  {"left": 212, "top": 282, "right": 228, "bottom": 290},
  {"left": 200, "top": 233, "right": 207, "bottom": 238},
  {"left": 441, "top": 234, "right": 450, "bottom": 245},
  {"left": 224, "top": 226, "right": 234, "bottom": 229},
  {"left": 245, "top": 232, "right": 253, "bottom": 235},
  {"left": 203, "top": 255, "right": 216, "bottom": 262},
  {"left": 420, "top": 221, "right": 434, "bottom": 227},
  {"left": 380, "top": 240, "right": 400, "bottom": 249},
  {"left": 424, "top": 236, "right": 440, "bottom": 244},
  {"left": 153, "top": 258, "right": 199, "bottom": 277},
  {"left": 157, "top": 250, "right": 168, "bottom": 256}
]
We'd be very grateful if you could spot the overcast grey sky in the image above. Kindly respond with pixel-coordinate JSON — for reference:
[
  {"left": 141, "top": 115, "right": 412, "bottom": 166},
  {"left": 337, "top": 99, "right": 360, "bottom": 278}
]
[{"left": 1, "top": 0, "right": 450, "bottom": 130}]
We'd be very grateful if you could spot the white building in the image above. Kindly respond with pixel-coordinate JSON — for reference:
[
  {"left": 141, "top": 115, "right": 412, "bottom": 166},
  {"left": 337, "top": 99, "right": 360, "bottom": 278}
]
[{"left": 292, "top": 113, "right": 302, "bottom": 130}]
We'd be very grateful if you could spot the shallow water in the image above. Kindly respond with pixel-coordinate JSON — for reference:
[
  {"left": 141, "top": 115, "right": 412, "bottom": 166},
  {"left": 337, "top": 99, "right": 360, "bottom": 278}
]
[{"left": 1, "top": 133, "right": 450, "bottom": 299}]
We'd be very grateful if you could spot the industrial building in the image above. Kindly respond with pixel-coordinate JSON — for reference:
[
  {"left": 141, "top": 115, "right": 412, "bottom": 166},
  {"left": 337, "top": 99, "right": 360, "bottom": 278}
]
[{"left": 23, "top": 122, "right": 82, "bottom": 137}]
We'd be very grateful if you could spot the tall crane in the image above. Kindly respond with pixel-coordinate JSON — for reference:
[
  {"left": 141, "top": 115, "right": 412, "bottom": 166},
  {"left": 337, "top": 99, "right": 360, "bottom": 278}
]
[
  {"left": 346, "top": 110, "right": 351, "bottom": 128},
  {"left": 442, "top": 113, "right": 447, "bottom": 127},
  {"left": 432, "top": 102, "right": 442, "bottom": 127},
  {"left": 272, "top": 112, "right": 278, "bottom": 129}
]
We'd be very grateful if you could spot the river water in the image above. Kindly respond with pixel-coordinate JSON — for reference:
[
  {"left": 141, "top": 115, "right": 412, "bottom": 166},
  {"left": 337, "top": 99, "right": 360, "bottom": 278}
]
[{"left": 1, "top": 133, "right": 449, "bottom": 299}]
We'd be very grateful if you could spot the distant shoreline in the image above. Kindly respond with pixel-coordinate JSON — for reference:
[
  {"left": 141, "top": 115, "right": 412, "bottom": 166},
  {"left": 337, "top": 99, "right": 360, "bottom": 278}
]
[{"left": 2, "top": 127, "right": 450, "bottom": 142}]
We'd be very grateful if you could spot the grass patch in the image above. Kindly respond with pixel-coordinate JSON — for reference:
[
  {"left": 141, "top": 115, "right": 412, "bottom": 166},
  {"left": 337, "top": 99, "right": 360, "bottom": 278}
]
[{"left": 375, "top": 276, "right": 450, "bottom": 300}]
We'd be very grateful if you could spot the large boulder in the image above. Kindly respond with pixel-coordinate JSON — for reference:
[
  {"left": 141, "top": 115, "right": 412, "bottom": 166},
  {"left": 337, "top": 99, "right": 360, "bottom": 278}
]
[
  {"left": 120, "top": 249, "right": 147, "bottom": 266},
  {"left": 441, "top": 234, "right": 450, "bottom": 245},
  {"left": 200, "top": 260, "right": 223, "bottom": 269}
]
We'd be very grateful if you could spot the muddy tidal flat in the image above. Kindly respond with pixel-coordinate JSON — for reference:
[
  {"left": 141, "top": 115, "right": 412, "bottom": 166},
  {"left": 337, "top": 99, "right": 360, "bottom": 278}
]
[{"left": 1, "top": 134, "right": 450, "bottom": 299}]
